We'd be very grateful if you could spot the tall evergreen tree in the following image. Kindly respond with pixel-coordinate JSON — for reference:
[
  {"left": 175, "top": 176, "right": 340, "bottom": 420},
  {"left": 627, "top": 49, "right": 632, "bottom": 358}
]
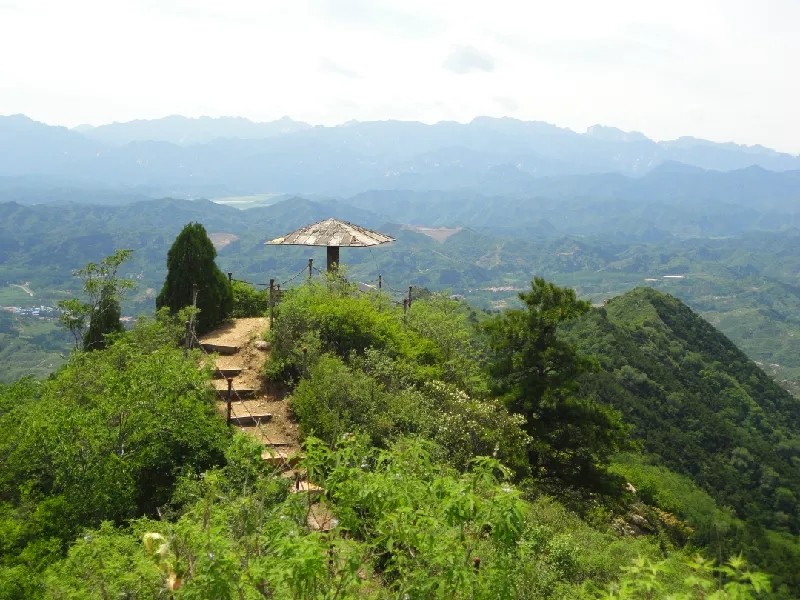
[
  {"left": 156, "top": 222, "right": 233, "bottom": 335},
  {"left": 485, "top": 277, "right": 628, "bottom": 489}
]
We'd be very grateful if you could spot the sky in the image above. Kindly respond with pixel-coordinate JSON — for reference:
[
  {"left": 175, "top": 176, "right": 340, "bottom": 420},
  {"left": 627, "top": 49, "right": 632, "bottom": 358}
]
[{"left": 1, "top": 0, "right": 799, "bottom": 153}]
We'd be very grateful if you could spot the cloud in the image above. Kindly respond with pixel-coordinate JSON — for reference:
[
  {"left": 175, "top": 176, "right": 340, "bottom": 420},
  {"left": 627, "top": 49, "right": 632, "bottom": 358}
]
[
  {"left": 310, "top": 0, "right": 443, "bottom": 37},
  {"left": 318, "top": 59, "right": 361, "bottom": 79},
  {"left": 442, "top": 45, "right": 495, "bottom": 74}
]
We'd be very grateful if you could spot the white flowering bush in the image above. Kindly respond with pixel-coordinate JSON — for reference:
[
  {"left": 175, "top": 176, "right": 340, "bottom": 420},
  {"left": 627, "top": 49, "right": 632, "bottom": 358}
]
[{"left": 424, "top": 380, "right": 531, "bottom": 475}]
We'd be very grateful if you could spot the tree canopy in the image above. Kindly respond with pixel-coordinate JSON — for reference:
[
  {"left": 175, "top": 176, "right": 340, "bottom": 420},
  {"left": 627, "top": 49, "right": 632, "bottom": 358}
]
[
  {"left": 156, "top": 222, "right": 232, "bottom": 335},
  {"left": 0, "top": 273, "right": 792, "bottom": 597},
  {"left": 484, "top": 277, "right": 630, "bottom": 489},
  {"left": 57, "top": 249, "right": 133, "bottom": 351}
]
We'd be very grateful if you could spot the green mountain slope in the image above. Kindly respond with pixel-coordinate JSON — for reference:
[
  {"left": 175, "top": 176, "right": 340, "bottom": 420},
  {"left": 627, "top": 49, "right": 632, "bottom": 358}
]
[{"left": 565, "top": 288, "right": 800, "bottom": 533}]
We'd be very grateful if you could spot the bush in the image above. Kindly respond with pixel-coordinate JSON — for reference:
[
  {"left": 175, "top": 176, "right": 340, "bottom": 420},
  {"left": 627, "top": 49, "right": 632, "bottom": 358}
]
[
  {"left": 0, "top": 316, "right": 230, "bottom": 554},
  {"left": 423, "top": 379, "right": 530, "bottom": 475},
  {"left": 289, "top": 354, "right": 436, "bottom": 447},
  {"left": 156, "top": 222, "right": 233, "bottom": 335},
  {"left": 231, "top": 280, "right": 269, "bottom": 318},
  {"left": 267, "top": 278, "right": 437, "bottom": 384}
]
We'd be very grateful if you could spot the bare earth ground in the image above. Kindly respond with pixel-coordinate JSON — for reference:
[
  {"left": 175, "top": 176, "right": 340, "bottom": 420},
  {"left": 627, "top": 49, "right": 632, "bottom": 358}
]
[
  {"left": 200, "top": 317, "right": 335, "bottom": 530},
  {"left": 403, "top": 225, "right": 463, "bottom": 242},
  {"left": 199, "top": 317, "right": 301, "bottom": 458}
]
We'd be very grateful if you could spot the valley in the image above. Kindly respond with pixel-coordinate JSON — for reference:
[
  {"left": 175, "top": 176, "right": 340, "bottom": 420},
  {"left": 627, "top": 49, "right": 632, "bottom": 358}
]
[
  {"left": 2, "top": 112, "right": 800, "bottom": 597},
  {"left": 4, "top": 196, "right": 800, "bottom": 396}
]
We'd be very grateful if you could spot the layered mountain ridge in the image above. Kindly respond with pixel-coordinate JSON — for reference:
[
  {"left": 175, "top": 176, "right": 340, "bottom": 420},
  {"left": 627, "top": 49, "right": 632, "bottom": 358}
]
[{"left": 3, "top": 114, "right": 799, "bottom": 197}]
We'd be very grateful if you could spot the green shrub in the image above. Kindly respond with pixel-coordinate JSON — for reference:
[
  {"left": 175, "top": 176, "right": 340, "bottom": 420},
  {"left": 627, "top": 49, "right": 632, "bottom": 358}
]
[
  {"left": 289, "top": 354, "right": 436, "bottom": 447},
  {"left": 267, "top": 278, "right": 437, "bottom": 384},
  {"left": 230, "top": 280, "right": 269, "bottom": 318},
  {"left": 156, "top": 222, "right": 233, "bottom": 335},
  {"left": 423, "top": 379, "right": 530, "bottom": 475}
]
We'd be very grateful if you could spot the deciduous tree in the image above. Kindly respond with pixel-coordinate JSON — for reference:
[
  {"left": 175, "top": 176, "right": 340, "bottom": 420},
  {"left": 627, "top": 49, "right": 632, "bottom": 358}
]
[{"left": 57, "top": 249, "right": 133, "bottom": 351}]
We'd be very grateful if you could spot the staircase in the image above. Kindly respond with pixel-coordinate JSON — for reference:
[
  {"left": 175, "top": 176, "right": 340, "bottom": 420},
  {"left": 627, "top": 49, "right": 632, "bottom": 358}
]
[{"left": 199, "top": 317, "right": 335, "bottom": 531}]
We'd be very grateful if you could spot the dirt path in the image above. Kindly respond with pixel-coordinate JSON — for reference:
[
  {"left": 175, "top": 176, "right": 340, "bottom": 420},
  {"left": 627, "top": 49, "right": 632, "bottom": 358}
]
[
  {"left": 10, "top": 283, "right": 34, "bottom": 297},
  {"left": 199, "top": 317, "right": 301, "bottom": 465},
  {"left": 199, "top": 318, "right": 334, "bottom": 530}
]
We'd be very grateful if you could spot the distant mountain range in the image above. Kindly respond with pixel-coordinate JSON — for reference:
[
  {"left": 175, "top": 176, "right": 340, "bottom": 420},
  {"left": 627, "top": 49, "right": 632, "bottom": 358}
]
[{"left": 2, "top": 114, "right": 799, "bottom": 197}]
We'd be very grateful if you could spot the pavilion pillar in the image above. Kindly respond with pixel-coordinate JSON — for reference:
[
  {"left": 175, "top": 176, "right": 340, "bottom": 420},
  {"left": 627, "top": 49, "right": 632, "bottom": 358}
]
[{"left": 326, "top": 246, "right": 340, "bottom": 272}]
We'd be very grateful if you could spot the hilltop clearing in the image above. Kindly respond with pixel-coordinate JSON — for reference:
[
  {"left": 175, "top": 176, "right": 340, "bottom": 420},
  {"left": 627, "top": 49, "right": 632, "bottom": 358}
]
[{"left": 0, "top": 278, "right": 793, "bottom": 596}]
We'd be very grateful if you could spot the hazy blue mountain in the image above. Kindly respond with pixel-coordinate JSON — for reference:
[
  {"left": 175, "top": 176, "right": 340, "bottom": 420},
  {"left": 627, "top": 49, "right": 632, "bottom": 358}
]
[
  {"left": 0, "top": 114, "right": 104, "bottom": 180},
  {"left": 3, "top": 114, "right": 800, "bottom": 196},
  {"left": 0, "top": 176, "right": 155, "bottom": 206},
  {"left": 76, "top": 115, "right": 312, "bottom": 146},
  {"left": 585, "top": 124, "right": 650, "bottom": 143},
  {"left": 341, "top": 166, "right": 800, "bottom": 236}
]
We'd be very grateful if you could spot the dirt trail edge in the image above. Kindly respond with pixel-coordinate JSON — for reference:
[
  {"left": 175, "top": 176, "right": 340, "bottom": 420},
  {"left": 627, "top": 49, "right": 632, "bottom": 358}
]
[
  {"left": 200, "top": 317, "right": 300, "bottom": 463},
  {"left": 199, "top": 318, "right": 335, "bottom": 531}
]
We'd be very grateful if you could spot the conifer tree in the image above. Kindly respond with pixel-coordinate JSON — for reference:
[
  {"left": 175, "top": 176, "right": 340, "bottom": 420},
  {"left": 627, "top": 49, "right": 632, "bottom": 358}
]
[
  {"left": 156, "top": 222, "right": 233, "bottom": 335},
  {"left": 485, "top": 277, "right": 628, "bottom": 489}
]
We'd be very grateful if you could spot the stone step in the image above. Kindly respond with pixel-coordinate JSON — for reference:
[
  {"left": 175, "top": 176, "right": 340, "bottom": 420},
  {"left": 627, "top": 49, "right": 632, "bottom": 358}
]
[
  {"left": 215, "top": 386, "right": 258, "bottom": 399},
  {"left": 290, "top": 480, "right": 324, "bottom": 497},
  {"left": 307, "top": 503, "right": 337, "bottom": 532},
  {"left": 213, "top": 366, "right": 242, "bottom": 378},
  {"left": 259, "top": 440, "right": 296, "bottom": 447},
  {"left": 201, "top": 343, "right": 239, "bottom": 355},
  {"left": 229, "top": 414, "right": 273, "bottom": 427},
  {"left": 261, "top": 448, "right": 302, "bottom": 467}
]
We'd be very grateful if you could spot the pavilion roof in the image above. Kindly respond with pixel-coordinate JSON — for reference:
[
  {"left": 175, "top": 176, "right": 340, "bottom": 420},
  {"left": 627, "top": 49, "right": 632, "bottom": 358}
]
[{"left": 266, "top": 218, "right": 395, "bottom": 247}]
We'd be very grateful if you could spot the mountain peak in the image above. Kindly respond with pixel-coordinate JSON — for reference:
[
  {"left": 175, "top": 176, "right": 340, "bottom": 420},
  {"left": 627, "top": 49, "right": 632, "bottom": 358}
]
[{"left": 585, "top": 124, "right": 649, "bottom": 142}]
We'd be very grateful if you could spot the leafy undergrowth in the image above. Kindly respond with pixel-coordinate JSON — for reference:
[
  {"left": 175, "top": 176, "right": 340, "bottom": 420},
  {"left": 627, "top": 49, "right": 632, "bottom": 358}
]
[{"left": 0, "top": 277, "right": 786, "bottom": 598}]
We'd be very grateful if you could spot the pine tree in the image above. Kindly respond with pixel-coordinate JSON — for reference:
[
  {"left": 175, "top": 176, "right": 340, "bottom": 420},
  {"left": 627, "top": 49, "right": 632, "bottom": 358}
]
[
  {"left": 485, "top": 277, "right": 628, "bottom": 489},
  {"left": 156, "top": 222, "right": 233, "bottom": 335}
]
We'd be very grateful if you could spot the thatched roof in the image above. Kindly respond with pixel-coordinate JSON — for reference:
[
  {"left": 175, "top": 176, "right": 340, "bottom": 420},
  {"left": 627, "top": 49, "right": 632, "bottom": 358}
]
[{"left": 266, "top": 218, "right": 395, "bottom": 248}]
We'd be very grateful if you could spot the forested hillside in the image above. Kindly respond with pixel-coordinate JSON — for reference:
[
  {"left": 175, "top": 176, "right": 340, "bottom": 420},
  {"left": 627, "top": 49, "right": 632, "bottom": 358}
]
[
  {"left": 5, "top": 196, "right": 800, "bottom": 394},
  {"left": 568, "top": 288, "right": 800, "bottom": 531},
  {"left": 0, "top": 265, "right": 796, "bottom": 597},
  {"left": 566, "top": 289, "right": 800, "bottom": 586}
]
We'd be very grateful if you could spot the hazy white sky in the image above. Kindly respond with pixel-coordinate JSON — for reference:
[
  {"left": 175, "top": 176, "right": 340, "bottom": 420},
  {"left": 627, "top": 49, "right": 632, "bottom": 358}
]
[{"left": 1, "top": 0, "right": 799, "bottom": 152}]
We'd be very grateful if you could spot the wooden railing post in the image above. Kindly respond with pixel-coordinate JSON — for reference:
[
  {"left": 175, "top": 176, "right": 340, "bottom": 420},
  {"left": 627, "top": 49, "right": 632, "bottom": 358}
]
[
  {"left": 269, "top": 278, "right": 275, "bottom": 327},
  {"left": 184, "top": 320, "right": 192, "bottom": 352},
  {"left": 226, "top": 377, "right": 233, "bottom": 425}
]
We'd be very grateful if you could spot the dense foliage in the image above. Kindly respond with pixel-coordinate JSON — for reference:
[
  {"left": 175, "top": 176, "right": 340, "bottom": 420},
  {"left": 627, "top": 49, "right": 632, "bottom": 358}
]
[
  {"left": 566, "top": 288, "right": 800, "bottom": 532},
  {"left": 0, "top": 270, "right": 793, "bottom": 597},
  {"left": 230, "top": 280, "right": 269, "bottom": 318},
  {"left": 485, "top": 278, "right": 630, "bottom": 489},
  {"left": 156, "top": 222, "right": 233, "bottom": 335},
  {"left": 0, "top": 309, "right": 229, "bottom": 597},
  {"left": 57, "top": 249, "right": 132, "bottom": 351},
  {"left": 565, "top": 288, "right": 800, "bottom": 590},
  {"left": 269, "top": 277, "right": 530, "bottom": 475}
]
